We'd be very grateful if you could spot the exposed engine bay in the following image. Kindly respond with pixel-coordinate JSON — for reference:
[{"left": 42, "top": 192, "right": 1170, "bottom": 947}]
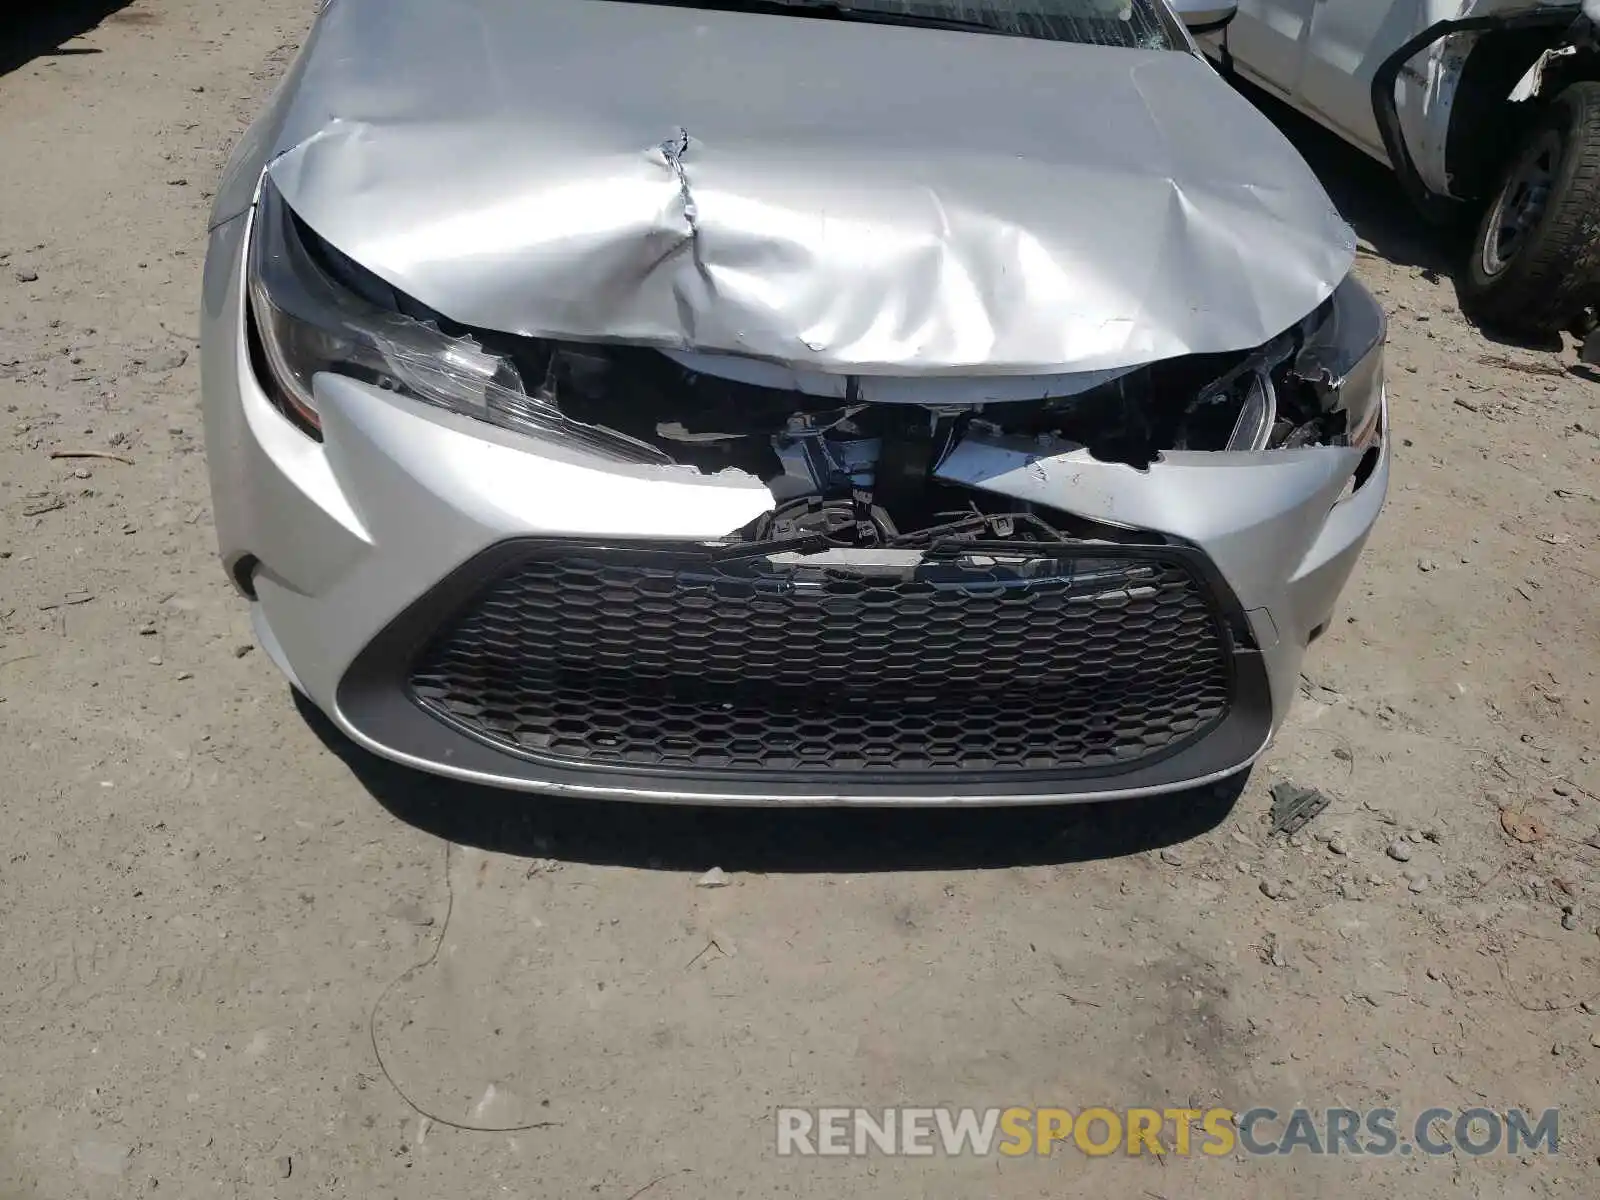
[
  {"left": 468, "top": 322, "right": 1368, "bottom": 548},
  {"left": 267, "top": 196, "right": 1383, "bottom": 554}
]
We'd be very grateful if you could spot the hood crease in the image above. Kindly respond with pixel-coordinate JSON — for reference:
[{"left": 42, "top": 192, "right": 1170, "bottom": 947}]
[{"left": 253, "top": 0, "right": 1356, "bottom": 374}]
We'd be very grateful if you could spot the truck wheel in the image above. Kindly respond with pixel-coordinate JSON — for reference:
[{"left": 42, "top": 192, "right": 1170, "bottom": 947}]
[{"left": 1462, "top": 81, "right": 1600, "bottom": 335}]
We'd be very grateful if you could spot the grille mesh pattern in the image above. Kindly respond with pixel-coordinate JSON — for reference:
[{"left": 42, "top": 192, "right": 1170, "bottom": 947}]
[{"left": 408, "top": 545, "right": 1233, "bottom": 776}]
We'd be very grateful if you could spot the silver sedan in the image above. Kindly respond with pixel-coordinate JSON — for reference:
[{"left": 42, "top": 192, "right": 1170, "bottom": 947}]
[{"left": 200, "top": 0, "right": 1389, "bottom": 803}]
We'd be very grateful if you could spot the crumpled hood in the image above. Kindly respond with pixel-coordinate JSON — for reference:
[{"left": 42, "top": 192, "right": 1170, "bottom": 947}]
[{"left": 251, "top": 0, "right": 1355, "bottom": 375}]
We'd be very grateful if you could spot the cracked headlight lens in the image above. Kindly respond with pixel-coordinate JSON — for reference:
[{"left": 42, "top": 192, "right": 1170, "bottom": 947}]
[{"left": 244, "top": 177, "right": 667, "bottom": 463}]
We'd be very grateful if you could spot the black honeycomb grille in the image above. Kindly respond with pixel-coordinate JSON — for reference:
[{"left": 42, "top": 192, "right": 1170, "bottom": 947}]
[{"left": 407, "top": 544, "right": 1235, "bottom": 778}]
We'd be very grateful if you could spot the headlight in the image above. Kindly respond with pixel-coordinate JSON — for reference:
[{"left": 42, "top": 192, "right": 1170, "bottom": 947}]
[
  {"left": 245, "top": 178, "right": 668, "bottom": 463},
  {"left": 1282, "top": 276, "right": 1387, "bottom": 449},
  {"left": 1177, "top": 276, "right": 1385, "bottom": 453}
]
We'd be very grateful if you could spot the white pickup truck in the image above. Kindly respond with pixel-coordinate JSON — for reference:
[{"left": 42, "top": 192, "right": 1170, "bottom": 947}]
[{"left": 1199, "top": 0, "right": 1600, "bottom": 337}]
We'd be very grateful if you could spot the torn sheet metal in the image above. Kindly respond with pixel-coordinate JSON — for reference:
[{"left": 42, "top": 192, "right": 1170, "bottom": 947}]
[
  {"left": 242, "top": 0, "right": 1355, "bottom": 375},
  {"left": 1400, "top": 0, "right": 1591, "bottom": 197}
]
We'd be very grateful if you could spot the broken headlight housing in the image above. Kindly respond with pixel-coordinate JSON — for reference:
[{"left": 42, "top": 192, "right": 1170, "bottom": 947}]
[
  {"left": 1286, "top": 276, "right": 1386, "bottom": 450},
  {"left": 244, "top": 178, "right": 667, "bottom": 462},
  {"left": 1180, "top": 277, "right": 1386, "bottom": 454}
]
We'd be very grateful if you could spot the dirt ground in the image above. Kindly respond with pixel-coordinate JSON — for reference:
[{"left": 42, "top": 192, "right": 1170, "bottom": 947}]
[{"left": 1, "top": 1, "right": 1598, "bottom": 1197}]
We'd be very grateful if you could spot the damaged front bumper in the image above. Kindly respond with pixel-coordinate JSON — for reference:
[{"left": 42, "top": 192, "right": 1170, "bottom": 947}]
[{"left": 203, "top": 212, "right": 1389, "bottom": 806}]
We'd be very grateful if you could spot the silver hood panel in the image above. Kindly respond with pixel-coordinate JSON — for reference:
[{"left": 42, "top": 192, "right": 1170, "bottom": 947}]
[{"left": 248, "top": 0, "right": 1355, "bottom": 374}]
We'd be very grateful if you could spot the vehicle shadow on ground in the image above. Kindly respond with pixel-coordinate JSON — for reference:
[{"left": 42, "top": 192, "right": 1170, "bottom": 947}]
[
  {"left": 295, "top": 693, "right": 1248, "bottom": 872},
  {"left": 1231, "top": 77, "right": 1572, "bottom": 351},
  {"left": 1, "top": 1, "right": 137, "bottom": 78}
]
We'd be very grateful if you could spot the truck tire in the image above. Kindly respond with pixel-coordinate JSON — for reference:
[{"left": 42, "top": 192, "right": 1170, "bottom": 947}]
[{"left": 1461, "top": 81, "right": 1600, "bottom": 335}]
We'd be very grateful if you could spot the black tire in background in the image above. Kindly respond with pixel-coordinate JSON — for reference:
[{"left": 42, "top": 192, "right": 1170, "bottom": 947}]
[{"left": 1461, "top": 80, "right": 1600, "bottom": 335}]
